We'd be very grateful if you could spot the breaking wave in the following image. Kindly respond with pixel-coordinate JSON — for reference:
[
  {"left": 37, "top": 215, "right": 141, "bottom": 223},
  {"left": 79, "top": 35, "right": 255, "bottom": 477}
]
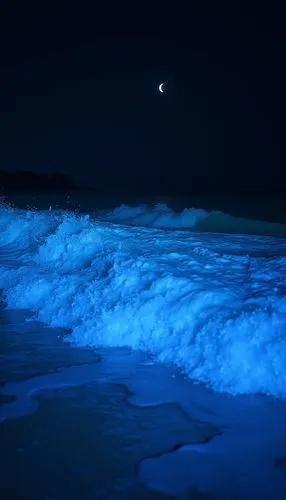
[{"left": 1, "top": 202, "right": 286, "bottom": 399}]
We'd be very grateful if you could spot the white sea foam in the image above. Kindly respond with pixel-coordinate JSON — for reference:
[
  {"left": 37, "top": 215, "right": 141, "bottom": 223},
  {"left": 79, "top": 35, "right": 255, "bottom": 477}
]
[{"left": 1, "top": 203, "right": 286, "bottom": 398}]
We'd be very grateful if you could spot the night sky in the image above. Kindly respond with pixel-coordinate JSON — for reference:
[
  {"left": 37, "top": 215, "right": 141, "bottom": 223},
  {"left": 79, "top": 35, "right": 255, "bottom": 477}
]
[{"left": 0, "top": 4, "right": 285, "bottom": 194}]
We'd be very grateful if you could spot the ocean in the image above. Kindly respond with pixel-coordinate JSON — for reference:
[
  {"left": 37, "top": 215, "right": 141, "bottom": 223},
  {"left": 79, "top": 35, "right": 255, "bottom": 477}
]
[{"left": 1, "top": 192, "right": 286, "bottom": 499}]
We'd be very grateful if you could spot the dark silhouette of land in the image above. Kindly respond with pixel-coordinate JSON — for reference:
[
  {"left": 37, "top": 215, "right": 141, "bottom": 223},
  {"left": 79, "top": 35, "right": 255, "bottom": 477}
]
[{"left": 0, "top": 170, "right": 82, "bottom": 193}]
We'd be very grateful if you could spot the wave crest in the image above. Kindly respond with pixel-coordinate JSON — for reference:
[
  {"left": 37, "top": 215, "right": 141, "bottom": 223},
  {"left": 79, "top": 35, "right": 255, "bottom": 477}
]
[{"left": 97, "top": 203, "right": 286, "bottom": 237}]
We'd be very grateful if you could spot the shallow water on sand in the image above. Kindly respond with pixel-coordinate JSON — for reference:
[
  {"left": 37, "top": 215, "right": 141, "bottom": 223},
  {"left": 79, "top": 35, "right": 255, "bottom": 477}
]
[
  {"left": 1, "top": 305, "right": 286, "bottom": 499},
  {"left": 0, "top": 307, "right": 218, "bottom": 500}
]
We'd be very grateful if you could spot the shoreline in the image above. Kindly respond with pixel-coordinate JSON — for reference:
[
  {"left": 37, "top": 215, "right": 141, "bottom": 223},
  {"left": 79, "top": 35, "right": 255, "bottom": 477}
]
[{"left": 1, "top": 306, "right": 286, "bottom": 498}]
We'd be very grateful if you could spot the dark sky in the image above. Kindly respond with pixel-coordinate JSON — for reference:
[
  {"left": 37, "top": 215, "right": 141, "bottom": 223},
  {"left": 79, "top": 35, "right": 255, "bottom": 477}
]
[{"left": 0, "top": 4, "right": 285, "bottom": 193}]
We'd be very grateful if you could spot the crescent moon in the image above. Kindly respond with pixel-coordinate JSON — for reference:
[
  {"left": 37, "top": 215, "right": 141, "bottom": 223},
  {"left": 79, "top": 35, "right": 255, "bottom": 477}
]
[{"left": 159, "top": 83, "right": 164, "bottom": 93}]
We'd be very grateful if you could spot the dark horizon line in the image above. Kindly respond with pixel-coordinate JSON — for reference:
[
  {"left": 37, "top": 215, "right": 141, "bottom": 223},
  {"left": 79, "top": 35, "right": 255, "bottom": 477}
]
[{"left": 0, "top": 169, "right": 285, "bottom": 197}]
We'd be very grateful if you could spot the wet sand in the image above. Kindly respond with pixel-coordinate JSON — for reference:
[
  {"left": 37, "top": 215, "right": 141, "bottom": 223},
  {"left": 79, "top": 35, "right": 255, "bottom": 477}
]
[
  {"left": 0, "top": 307, "right": 217, "bottom": 499},
  {"left": 1, "top": 305, "right": 286, "bottom": 499}
]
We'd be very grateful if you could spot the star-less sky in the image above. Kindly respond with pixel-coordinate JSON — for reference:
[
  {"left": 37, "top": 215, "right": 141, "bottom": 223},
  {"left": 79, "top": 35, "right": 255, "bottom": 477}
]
[{"left": 0, "top": 4, "right": 285, "bottom": 194}]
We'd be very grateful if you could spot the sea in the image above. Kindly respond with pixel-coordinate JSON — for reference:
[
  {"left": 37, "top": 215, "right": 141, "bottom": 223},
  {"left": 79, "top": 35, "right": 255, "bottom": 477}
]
[{"left": 1, "top": 191, "right": 286, "bottom": 500}]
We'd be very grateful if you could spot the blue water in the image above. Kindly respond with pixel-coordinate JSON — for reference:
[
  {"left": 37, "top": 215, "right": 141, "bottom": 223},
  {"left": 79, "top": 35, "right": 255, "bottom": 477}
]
[
  {"left": 1, "top": 195, "right": 286, "bottom": 499},
  {"left": 1, "top": 199, "right": 286, "bottom": 397}
]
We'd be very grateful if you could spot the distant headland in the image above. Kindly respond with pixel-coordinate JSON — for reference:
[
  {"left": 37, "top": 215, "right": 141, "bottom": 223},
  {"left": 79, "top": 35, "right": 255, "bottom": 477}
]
[{"left": 0, "top": 170, "right": 86, "bottom": 193}]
